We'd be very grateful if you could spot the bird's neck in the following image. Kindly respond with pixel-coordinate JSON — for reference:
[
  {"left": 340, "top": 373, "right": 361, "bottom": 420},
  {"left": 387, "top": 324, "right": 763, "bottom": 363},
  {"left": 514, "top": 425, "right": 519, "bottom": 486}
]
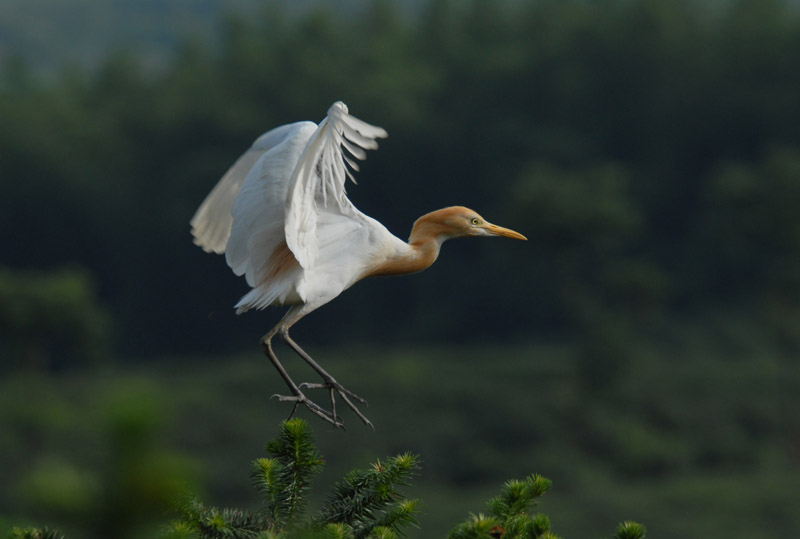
[
  {"left": 361, "top": 238, "right": 440, "bottom": 279},
  {"left": 359, "top": 217, "right": 448, "bottom": 279},
  {"left": 407, "top": 234, "right": 443, "bottom": 270}
]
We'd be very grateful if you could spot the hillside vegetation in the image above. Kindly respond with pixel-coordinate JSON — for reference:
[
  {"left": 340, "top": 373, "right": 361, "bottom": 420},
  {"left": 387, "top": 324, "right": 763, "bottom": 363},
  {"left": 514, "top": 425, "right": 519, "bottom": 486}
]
[
  {"left": 2, "top": 344, "right": 798, "bottom": 538},
  {"left": 1, "top": 1, "right": 798, "bottom": 537},
  {"left": 2, "top": 0, "right": 800, "bottom": 357}
]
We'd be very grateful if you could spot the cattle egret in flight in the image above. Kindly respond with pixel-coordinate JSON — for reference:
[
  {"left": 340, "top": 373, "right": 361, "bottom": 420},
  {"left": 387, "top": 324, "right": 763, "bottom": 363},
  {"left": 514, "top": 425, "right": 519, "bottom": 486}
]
[{"left": 191, "top": 102, "right": 526, "bottom": 428}]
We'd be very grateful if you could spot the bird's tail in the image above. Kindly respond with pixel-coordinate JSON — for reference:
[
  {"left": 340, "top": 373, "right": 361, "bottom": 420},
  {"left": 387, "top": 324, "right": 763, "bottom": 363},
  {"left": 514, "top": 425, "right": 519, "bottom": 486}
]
[{"left": 234, "top": 288, "right": 274, "bottom": 314}]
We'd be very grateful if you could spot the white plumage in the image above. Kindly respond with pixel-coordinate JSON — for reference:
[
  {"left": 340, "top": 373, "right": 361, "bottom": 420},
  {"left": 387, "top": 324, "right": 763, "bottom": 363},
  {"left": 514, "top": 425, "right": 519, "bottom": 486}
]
[
  {"left": 191, "top": 102, "right": 526, "bottom": 428},
  {"left": 191, "top": 101, "right": 399, "bottom": 315}
]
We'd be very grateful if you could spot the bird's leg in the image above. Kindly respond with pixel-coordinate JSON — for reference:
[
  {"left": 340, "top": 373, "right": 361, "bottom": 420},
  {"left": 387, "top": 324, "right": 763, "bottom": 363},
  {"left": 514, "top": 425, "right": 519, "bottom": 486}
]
[
  {"left": 279, "top": 326, "right": 373, "bottom": 429},
  {"left": 260, "top": 324, "right": 343, "bottom": 428}
]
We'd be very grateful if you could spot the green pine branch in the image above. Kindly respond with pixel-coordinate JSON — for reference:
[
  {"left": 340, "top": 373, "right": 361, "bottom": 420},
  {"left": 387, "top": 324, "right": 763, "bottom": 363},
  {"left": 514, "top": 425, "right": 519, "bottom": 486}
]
[
  {"left": 165, "top": 419, "right": 419, "bottom": 539},
  {"left": 13, "top": 419, "right": 645, "bottom": 539},
  {"left": 447, "top": 473, "right": 646, "bottom": 539},
  {"left": 253, "top": 418, "right": 325, "bottom": 528},
  {"left": 313, "top": 452, "right": 420, "bottom": 538},
  {"left": 8, "top": 528, "right": 66, "bottom": 539},
  {"left": 449, "top": 474, "right": 555, "bottom": 539},
  {"left": 163, "top": 496, "right": 270, "bottom": 538},
  {"left": 615, "top": 521, "right": 646, "bottom": 539}
]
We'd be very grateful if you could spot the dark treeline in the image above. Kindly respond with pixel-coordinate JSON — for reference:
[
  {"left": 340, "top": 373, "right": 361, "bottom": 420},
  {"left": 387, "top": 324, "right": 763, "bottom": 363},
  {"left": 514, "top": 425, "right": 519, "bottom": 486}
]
[{"left": 2, "top": 0, "right": 800, "bottom": 360}]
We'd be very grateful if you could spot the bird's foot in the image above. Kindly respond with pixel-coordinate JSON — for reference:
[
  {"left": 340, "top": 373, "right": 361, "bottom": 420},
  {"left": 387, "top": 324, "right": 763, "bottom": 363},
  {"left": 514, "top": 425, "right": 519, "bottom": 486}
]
[
  {"left": 298, "top": 380, "right": 373, "bottom": 429},
  {"left": 271, "top": 391, "right": 345, "bottom": 429}
]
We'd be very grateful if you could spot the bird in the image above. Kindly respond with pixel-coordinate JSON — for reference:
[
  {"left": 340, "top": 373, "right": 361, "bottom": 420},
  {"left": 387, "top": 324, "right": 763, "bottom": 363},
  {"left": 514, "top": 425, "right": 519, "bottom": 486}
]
[{"left": 191, "top": 101, "right": 526, "bottom": 428}]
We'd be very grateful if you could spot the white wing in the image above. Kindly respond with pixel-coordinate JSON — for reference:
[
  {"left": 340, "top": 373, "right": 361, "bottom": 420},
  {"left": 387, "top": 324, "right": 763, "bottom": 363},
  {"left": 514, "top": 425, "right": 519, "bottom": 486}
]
[
  {"left": 224, "top": 122, "right": 317, "bottom": 290},
  {"left": 192, "top": 102, "right": 388, "bottom": 313},
  {"left": 190, "top": 123, "right": 307, "bottom": 254},
  {"left": 284, "top": 101, "right": 388, "bottom": 270}
]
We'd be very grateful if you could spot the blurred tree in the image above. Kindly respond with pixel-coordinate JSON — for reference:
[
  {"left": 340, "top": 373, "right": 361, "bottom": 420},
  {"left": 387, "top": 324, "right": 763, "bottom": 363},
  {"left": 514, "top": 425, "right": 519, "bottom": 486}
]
[
  {"left": 12, "top": 389, "right": 193, "bottom": 539},
  {"left": 0, "top": 267, "right": 111, "bottom": 371},
  {"left": 2, "top": 0, "right": 800, "bottom": 355},
  {"left": 696, "top": 147, "right": 800, "bottom": 350}
]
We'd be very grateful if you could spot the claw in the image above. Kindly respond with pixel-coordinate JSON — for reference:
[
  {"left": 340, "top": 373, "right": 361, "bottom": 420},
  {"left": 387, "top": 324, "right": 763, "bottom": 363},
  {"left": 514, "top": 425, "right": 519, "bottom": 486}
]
[
  {"left": 261, "top": 314, "right": 373, "bottom": 429},
  {"left": 300, "top": 382, "right": 339, "bottom": 421},
  {"left": 298, "top": 382, "right": 368, "bottom": 405},
  {"left": 270, "top": 392, "right": 344, "bottom": 428},
  {"left": 295, "top": 381, "right": 372, "bottom": 428}
]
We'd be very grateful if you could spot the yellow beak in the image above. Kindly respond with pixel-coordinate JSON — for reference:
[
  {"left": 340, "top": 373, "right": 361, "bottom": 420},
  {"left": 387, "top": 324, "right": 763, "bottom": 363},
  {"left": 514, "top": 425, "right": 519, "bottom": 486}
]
[{"left": 483, "top": 222, "right": 528, "bottom": 241}]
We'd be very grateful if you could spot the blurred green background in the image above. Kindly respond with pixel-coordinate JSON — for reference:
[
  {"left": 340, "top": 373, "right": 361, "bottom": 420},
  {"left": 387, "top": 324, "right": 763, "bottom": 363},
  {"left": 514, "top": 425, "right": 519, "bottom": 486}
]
[{"left": 1, "top": 0, "right": 799, "bottom": 537}]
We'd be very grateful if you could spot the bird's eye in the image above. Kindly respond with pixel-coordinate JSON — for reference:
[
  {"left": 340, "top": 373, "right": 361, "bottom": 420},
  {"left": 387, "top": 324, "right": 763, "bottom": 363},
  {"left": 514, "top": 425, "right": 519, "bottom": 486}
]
[{"left": 471, "top": 218, "right": 480, "bottom": 226}]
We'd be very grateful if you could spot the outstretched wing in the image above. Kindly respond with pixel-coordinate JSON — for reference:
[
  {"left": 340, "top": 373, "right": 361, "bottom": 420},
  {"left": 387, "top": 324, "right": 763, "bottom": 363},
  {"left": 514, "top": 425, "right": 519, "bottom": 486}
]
[
  {"left": 284, "top": 101, "right": 388, "bottom": 270},
  {"left": 224, "top": 122, "right": 317, "bottom": 290},
  {"left": 190, "top": 123, "right": 309, "bottom": 254},
  {"left": 192, "top": 103, "right": 387, "bottom": 313}
]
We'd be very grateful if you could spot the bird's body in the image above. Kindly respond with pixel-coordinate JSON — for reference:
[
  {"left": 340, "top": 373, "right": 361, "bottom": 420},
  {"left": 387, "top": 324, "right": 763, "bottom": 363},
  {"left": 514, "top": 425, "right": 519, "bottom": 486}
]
[{"left": 191, "top": 102, "right": 525, "bottom": 427}]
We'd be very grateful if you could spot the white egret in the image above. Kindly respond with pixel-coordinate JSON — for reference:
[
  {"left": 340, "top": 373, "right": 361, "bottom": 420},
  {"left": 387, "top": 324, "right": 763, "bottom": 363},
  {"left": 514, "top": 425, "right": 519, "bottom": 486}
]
[{"left": 191, "top": 102, "right": 526, "bottom": 428}]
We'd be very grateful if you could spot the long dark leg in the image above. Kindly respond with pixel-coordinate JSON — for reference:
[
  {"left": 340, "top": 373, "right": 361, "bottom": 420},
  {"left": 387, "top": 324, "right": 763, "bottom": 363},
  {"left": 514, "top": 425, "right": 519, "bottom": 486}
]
[
  {"left": 260, "top": 309, "right": 342, "bottom": 427},
  {"left": 265, "top": 306, "right": 373, "bottom": 428},
  {"left": 279, "top": 324, "right": 373, "bottom": 428}
]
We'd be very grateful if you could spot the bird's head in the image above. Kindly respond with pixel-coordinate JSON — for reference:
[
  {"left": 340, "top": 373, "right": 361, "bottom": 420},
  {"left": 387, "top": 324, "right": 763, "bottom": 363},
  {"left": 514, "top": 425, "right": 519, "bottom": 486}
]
[{"left": 411, "top": 206, "right": 527, "bottom": 244}]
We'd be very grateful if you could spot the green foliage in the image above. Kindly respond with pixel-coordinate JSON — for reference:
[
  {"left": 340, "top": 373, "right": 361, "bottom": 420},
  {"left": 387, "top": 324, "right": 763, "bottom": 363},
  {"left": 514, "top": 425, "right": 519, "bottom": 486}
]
[
  {"left": 168, "top": 419, "right": 419, "bottom": 539},
  {"left": 313, "top": 453, "right": 420, "bottom": 538},
  {"left": 8, "top": 527, "right": 65, "bottom": 539},
  {"left": 0, "top": 267, "right": 111, "bottom": 370},
  {"left": 699, "top": 148, "right": 800, "bottom": 347},
  {"left": 165, "top": 497, "right": 268, "bottom": 538},
  {"left": 3, "top": 0, "right": 800, "bottom": 354},
  {"left": 1, "top": 5, "right": 797, "bottom": 536},
  {"left": 2, "top": 346, "right": 796, "bottom": 537},
  {"left": 4, "top": 386, "right": 192, "bottom": 539},
  {"left": 449, "top": 475, "right": 559, "bottom": 539},
  {"left": 255, "top": 418, "right": 324, "bottom": 527},
  {"left": 69, "top": 392, "right": 193, "bottom": 538},
  {"left": 614, "top": 521, "right": 646, "bottom": 539},
  {"left": 446, "top": 476, "right": 646, "bottom": 539},
  {"left": 164, "top": 419, "right": 642, "bottom": 539}
]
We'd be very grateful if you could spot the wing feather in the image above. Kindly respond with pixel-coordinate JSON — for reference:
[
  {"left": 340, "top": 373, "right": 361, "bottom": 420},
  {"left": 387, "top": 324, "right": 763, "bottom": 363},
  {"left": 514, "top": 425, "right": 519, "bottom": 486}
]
[
  {"left": 284, "top": 102, "right": 388, "bottom": 270},
  {"left": 190, "top": 123, "right": 309, "bottom": 254},
  {"left": 225, "top": 122, "right": 317, "bottom": 289},
  {"left": 192, "top": 102, "right": 387, "bottom": 313}
]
